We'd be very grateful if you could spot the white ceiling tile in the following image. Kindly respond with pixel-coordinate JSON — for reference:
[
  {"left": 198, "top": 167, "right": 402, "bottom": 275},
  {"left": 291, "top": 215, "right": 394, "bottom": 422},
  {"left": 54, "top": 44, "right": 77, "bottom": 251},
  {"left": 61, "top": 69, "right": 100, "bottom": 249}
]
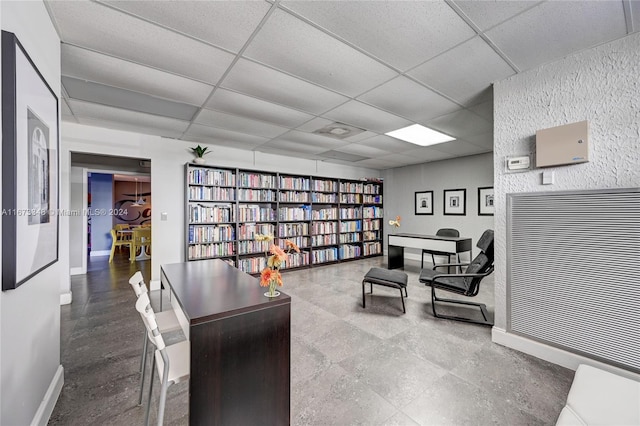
[
  {"left": 486, "top": 1, "right": 627, "bottom": 71},
  {"left": 276, "top": 130, "right": 345, "bottom": 150},
  {"left": 105, "top": 0, "right": 271, "bottom": 53},
  {"left": 222, "top": 59, "right": 349, "bottom": 114},
  {"left": 77, "top": 116, "right": 187, "bottom": 138},
  {"left": 333, "top": 144, "right": 390, "bottom": 159},
  {"left": 429, "top": 140, "right": 489, "bottom": 156},
  {"left": 402, "top": 147, "right": 456, "bottom": 162},
  {"left": 49, "top": 1, "right": 234, "bottom": 85},
  {"left": 354, "top": 135, "right": 417, "bottom": 153},
  {"left": 185, "top": 124, "right": 269, "bottom": 149},
  {"left": 426, "top": 109, "right": 492, "bottom": 139},
  {"left": 281, "top": 1, "right": 475, "bottom": 71},
  {"left": 194, "top": 109, "right": 289, "bottom": 139},
  {"left": 463, "top": 132, "right": 494, "bottom": 150},
  {"left": 62, "top": 44, "right": 213, "bottom": 106},
  {"left": 69, "top": 99, "right": 189, "bottom": 138},
  {"left": 296, "top": 117, "right": 334, "bottom": 132},
  {"left": 355, "top": 157, "right": 407, "bottom": 169},
  {"left": 258, "top": 139, "right": 327, "bottom": 155},
  {"left": 344, "top": 130, "right": 379, "bottom": 143},
  {"left": 452, "top": 0, "right": 541, "bottom": 31},
  {"left": 182, "top": 133, "right": 265, "bottom": 152},
  {"left": 409, "top": 37, "right": 515, "bottom": 106},
  {"left": 358, "top": 76, "right": 461, "bottom": 123},
  {"left": 323, "top": 101, "right": 413, "bottom": 134},
  {"left": 243, "top": 9, "right": 397, "bottom": 97},
  {"left": 206, "top": 89, "right": 314, "bottom": 128},
  {"left": 469, "top": 100, "right": 493, "bottom": 122},
  {"left": 255, "top": 147, "right": 322, "bottom": 160}
]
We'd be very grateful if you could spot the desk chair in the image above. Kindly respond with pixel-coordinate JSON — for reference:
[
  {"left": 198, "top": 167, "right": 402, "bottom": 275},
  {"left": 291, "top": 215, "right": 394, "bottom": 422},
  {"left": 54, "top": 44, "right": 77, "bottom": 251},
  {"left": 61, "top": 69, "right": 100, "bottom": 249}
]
[
  {"left": 419, "top": 229, "right": 494, "bottom": 326},
  {"left": 421, "top": 228, "right": 460, "bottom": 270},
  {"left": 129, "top": 272, "right": 182, "bottom": 406},
  {"left": 109, "top": 229, "right": 133, "bottom": 263},
  {"left": 136, "top": 292, "right": 190, "bottom": 426}
]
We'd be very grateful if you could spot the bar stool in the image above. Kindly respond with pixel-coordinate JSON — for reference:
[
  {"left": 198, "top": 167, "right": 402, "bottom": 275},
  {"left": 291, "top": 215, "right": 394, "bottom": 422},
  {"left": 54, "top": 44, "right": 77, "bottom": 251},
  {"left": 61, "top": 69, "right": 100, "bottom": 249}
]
[
  {"left": 135, "top": 293, "right": 190, "bottom": 426},
  {"left": 129, "top": 272, "right": 182, "bottom": 406}
]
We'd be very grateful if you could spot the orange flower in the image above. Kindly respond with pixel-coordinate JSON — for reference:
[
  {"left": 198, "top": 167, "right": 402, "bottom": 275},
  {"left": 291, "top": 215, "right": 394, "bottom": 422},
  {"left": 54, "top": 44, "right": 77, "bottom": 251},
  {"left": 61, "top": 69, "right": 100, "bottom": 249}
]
[
  {"left": 270, "top": 244, "right": 288, "bottom": 262},
  {"left": 260, "top": 268, "right": 277, "bottom": 287},
  {"left": 395, "top": 215, "right": 401, "bottom": 222},
  {"left": 285, "top": 240, "right": 300, "bottom": 253}
]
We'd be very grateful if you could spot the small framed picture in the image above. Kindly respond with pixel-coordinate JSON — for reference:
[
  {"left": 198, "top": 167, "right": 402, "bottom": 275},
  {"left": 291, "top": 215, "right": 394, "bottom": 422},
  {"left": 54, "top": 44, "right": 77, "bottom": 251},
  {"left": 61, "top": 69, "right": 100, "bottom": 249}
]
[
  {"left": 415, "top": 191, "right": 433, "bottom": 215},
  {"left": 478, "top": 187, "right": 494, "bottom": 216},
  {"left": 443, "top": 189, "right": 466, "bottom": 216}
]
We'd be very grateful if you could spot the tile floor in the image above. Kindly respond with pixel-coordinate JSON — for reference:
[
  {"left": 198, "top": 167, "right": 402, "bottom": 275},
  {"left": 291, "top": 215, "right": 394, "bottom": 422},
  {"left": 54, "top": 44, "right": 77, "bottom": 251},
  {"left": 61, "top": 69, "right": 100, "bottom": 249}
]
[{"left": 50, "top": 253, "right": 574, "bottom": 425}]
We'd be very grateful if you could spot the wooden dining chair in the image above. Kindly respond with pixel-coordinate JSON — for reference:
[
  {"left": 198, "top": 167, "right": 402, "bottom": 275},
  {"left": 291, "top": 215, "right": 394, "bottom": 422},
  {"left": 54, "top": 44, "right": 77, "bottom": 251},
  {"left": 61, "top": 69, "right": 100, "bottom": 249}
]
[{"left": 109, "top": 228, "right": 133, "bottom": 263}]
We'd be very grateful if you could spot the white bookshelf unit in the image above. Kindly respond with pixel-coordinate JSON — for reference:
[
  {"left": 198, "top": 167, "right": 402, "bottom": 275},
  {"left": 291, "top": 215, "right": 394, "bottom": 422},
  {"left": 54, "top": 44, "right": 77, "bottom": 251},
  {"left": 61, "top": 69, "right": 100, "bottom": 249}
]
[{"left": 185, "top": 163, "right": 383, "bottom": 274}]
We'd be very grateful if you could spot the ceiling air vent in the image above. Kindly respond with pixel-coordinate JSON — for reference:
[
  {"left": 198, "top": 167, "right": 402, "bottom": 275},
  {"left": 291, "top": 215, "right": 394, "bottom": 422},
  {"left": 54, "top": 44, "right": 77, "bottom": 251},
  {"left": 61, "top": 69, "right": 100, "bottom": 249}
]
[{"left": 312, "top": 122, "right": 365, "bottom": 140}]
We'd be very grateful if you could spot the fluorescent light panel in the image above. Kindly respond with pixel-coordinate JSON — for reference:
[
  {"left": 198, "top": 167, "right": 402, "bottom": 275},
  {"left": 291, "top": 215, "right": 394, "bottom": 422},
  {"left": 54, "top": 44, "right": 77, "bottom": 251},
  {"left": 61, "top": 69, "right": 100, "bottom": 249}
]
[{"left": 385, "top": 124, "right": 455, "bottom": 146}]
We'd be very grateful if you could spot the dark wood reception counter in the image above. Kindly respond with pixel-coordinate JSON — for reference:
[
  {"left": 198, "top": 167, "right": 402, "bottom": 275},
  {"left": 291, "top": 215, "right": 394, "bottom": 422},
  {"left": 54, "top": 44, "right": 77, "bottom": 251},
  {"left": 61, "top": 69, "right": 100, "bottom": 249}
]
[{"left": 161, "top": 259, "right": 291, "bottom": 425}]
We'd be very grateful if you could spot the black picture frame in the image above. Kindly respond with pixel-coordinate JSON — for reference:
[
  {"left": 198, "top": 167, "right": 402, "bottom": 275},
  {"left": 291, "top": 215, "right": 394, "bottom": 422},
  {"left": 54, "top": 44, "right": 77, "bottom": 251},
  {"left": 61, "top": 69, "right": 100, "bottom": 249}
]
[
  {"left": 2, "top": 31, "right": 60, "bottom": 290},
  {"left": 478, "top": 186, "right": 494, "bottom": 216},
  {"left": 415, "top": 191, "right": 433, "bottom": 215},
  {"left": 443, "top": 188, "right": 466, "bottom": 216}
]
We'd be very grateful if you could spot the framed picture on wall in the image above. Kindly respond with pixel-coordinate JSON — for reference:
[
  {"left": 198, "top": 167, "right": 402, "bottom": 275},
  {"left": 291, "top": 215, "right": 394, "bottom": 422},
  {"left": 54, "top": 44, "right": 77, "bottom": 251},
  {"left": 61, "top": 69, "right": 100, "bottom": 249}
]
[
  {"left": 478, "top": 186, "right": 494, "bottom": 216},
  {"left": 415, "top": 191, "right": 433, "bottom": 215},
  {"left": 2, "top": 31, "right": 60, "bottom": 290},
  {"left": 443, "top": 189, "right": 466, "bottom": 216}
]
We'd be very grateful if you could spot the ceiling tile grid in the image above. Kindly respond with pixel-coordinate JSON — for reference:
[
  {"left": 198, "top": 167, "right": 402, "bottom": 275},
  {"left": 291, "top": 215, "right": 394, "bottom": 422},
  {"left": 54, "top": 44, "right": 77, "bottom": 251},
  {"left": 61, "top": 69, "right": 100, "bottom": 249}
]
[{"left": 48, "top": 0, "right": 638, "bottom": 170}]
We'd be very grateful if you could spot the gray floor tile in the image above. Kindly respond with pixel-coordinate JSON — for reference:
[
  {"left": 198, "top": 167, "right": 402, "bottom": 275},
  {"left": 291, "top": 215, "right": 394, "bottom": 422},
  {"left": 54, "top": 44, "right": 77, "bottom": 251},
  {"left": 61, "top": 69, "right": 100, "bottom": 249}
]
[{"left": 311, "top": 320, "right": 382, "bottom": 363}]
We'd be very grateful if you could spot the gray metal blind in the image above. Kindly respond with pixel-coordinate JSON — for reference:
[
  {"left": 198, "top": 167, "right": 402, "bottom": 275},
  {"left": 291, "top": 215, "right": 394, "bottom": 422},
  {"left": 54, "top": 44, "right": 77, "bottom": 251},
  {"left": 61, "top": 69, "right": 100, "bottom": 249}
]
[{"left": 508, "top": 189, "right": 640, "bottom": 372}]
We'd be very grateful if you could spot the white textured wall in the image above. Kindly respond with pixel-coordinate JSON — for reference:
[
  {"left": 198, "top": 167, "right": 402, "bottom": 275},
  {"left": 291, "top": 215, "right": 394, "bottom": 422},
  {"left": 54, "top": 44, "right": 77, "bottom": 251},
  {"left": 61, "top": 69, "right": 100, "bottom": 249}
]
[
  {"left": 493, "top": 32, "right": 640, "bottom": 331},
  {"left": 61, "top": 122, "right": 381, "bottom": 286},
  {"left": 382, "top": 153, "right": 494, "bottom": 261},
  {"left": 0, "top": 2, "right": 62, "bottom": 424}
]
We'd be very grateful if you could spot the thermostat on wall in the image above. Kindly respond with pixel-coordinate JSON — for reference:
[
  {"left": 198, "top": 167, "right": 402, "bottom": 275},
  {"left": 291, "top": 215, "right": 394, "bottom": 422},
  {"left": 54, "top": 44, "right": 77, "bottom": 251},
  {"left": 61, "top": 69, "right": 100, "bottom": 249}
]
[{"left": 506, "top": 155, "right": 530, "bottom": 171}]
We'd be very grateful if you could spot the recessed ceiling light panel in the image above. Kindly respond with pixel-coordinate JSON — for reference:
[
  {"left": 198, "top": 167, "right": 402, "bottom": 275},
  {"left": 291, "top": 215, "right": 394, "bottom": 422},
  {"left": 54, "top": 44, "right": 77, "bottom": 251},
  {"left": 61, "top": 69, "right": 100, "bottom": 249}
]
[{"left": 385, "top": 124, "right": 455, "bottom": 146}]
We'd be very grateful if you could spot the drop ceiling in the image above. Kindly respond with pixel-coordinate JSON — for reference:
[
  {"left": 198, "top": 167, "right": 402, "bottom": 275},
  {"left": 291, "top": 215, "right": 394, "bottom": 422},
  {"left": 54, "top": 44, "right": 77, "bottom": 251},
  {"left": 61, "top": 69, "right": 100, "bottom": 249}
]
[{"left": 48, "top": 0, "right": 638, "bottom": 170}]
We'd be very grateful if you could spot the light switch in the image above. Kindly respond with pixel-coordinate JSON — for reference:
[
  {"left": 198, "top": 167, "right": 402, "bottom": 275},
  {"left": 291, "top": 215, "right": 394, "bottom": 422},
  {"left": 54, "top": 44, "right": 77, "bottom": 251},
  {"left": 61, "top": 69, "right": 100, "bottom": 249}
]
[
  {"left": 542, "top": 171, "right": 554, "bottom": 185},
  {"left": 161, "top": 212, "right": 168, "bottom": 221}
]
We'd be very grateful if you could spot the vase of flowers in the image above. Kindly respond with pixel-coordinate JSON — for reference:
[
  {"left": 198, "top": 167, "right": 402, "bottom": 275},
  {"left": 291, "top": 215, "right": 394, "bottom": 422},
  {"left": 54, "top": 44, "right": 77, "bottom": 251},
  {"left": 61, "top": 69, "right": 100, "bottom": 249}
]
[
  {"left": 388, "top": 215, "right": 401, "bottom": 234},
  {"left": 255, "top": 234, "right": 300, "bottom": 297}
]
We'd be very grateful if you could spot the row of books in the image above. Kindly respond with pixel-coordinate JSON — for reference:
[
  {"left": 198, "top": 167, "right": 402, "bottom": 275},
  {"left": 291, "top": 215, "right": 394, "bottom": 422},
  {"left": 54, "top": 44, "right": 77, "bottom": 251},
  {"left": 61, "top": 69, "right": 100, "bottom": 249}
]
[
  {"left": 312, "top": 221, "right": 338, "bottom": 235},
  {"left": 363, "top": 230, "right": 381, "bottom": 241},
  {"left": 340, "top": 220, "right": 362, "bottom": 233},
  {"left": 188, "top": 242, "right": 234, "bottom": 259},
  {"left": 312, "top": 208, "right": 338, "bottom": 220},
  {"left": 278, "top": 206, "right": 311, "bottom": 221},
  {"left": 311, "top": 234, "right": 337, "bottom": 247},
  {"left": 340, "top": 182, "right": 364, "bottom": 193},
  {"left": 238, "top": 205, "right": 276, "bottom": 222},
  {"left": 313, "top": 180, "right": 337, "bottom": 192},
  {"left": 283, "top": 251, "right": 310, "bottom": 269},
  {"left": 278, "top": 235, "right": 309, "bottom": 249},
  {"left": 340, "top": 194, "right": 362, "bottom": 204},
  {"left": 312, "top": 193, "right": 337, "bottom": 203},
  {"left": 237, "top": 188, "right": 277, "bottom": 202},
  {"left": 363, "top": 195, "right": 383, "bottom": 204},
  {"left": 363, "top": 242, "right": 382, "bottom": 256},
  {"left": 188, "top": 224, "right": 235, "bottom": 244},
  {"left": 189, "top": 186, "right": 235, "bottom": 202},
  {"left": 279, "top": 191, "right": 310, "bottom": 203},
  {"left": 188, "top": 169, "right": 235, "bottom": 186},
  {"left": 363, "top": 183, "right": 381, "bottom": 194},
  {"left": 363, "top": 206, "right": 384, "bottom": 219},
  {"left": 363, "top": 218, "right": 381, "bottom": 231},
  {"left": 238, "top": 223, "right": 275, "bottom": 240},
  {"left": 238, "top": 172, "right": 277, "bottom": 189},
  {"left": 339, "top": 232, "right": 361, "bottom": 243},
  {"left": 189, "top": 204, "right": 234, "bottom": 223},
  {"left": 278, "top": 222, "right": 309, "bottom": 237},
  {"left": 339, "top": 207, "right": 361, "bottom": 219},
  {"left": 238, "top": 256, "right": 267, "bottom": 274},
  {"left": 280, "top": 176, "right": 310, "bottom": 190},
  {"left": 339, "top": 244, "right": 362, "bottom": 259},
  {"left": 313, "top": 247, "right": 339, "bottom": 264},
  {"left": 237, "top": 240, "right": 271, "bottom": 255}
]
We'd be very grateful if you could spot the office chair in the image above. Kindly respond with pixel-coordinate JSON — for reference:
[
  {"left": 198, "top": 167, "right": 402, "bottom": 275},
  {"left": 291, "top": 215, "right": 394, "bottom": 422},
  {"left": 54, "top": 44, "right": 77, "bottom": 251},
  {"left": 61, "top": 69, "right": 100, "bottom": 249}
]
[
  {"left": 419, "top": 229, "right": 494, "bottom": 326},
  {"left": 421, "top": 228, "right": 460, "bottom": 269}
]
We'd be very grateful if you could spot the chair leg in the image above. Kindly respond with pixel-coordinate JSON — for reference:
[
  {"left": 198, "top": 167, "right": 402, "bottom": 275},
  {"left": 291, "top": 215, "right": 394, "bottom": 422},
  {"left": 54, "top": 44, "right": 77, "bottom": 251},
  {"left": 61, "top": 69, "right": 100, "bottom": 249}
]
[
  {"left": 430, "top": 286, "right": 493, "bottom": 326},
  {"left": 109, "top": 243, "right": 116, "bottom": 263},
  {"left": 156, "top": 365, "right": 170, "bottom": 426},
  {"left": 370, "top": 282, "right": 373, "bottom": 294},
  {"left": 399, "top": 288, "right": 406, "bottom": 314},
  {"left": 145, "top": 355, "right": 156, "bottom": 426},
  {"left": 404, "top": 286, "right": 408, "bottom": 297},
  {"left": 421, "top": 250, "right": 424, "bottom": 269},
  {"left": 362, "top": 280, "right": 366, "bottom": 309},
  {"left": 431, "top": 253, "right": 436, "bottom": 268},
  {"left": 138, "top": 330, "right": 148, "bottom": 406}
]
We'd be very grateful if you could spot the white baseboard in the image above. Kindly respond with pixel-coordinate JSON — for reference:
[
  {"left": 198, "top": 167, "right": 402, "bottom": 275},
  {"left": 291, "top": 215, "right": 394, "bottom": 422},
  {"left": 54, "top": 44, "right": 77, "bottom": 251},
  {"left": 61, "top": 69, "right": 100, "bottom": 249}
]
[
  {"left": 59, "top": 292, "right": 72, "bottom": 305},
  {"left": 492, "top": 328, "right": 640, "bottom": 381},
  {"left": 150, "top": 279, "right": 160, "bottom": 291},
  {"left": 89, "top": 250, "right": 110, "bottom": 257},
  {"left": 31, "top": 365, "right": 64, "bottom": 426},
  {"left": 69, "top": 267, "right": 84, "bottom": 276}
]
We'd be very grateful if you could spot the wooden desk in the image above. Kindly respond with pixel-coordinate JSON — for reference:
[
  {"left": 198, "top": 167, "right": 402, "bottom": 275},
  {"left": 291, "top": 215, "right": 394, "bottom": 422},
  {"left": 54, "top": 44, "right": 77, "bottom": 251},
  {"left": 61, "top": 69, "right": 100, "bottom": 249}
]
[
  {"left": 161, "top": 259, "right": 291, "bottom": 425},
  {"left": 388, "top": 233, "right": 472, "bottom": 269}
]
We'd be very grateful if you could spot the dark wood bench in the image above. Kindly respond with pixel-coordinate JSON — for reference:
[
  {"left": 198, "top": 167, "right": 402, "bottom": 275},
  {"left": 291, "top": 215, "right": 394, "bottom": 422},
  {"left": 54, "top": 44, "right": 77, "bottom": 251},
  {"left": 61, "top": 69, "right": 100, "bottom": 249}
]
[{"left": 362, "top": 268, "right": 409, "bottom": 313}]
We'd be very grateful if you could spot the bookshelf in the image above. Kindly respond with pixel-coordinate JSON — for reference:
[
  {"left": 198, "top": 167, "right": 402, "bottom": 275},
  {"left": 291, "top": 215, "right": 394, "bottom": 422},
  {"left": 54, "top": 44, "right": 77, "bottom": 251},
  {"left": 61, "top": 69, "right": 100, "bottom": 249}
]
[{"left": 185, "top": 164, "right": 383, "bottom": 274}]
